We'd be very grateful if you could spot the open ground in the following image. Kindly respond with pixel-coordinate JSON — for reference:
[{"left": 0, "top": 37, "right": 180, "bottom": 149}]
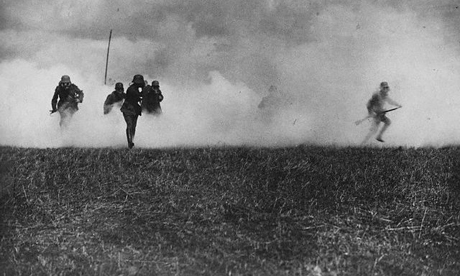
[{"left": 0, "top": 145, "right": 459, "bottom": 275}]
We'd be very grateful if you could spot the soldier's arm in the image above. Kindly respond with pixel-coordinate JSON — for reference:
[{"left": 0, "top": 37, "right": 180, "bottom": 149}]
[
  {"left": 77, "top": 86, "right": 84, "bottom": 103},
  {"left": 158, "top": 90, "right": 164, "bottom": 102},
  {"left": 104, "top": 94, "right": 113, "bottom": 106},
  {"left": 385, "top": 97, "right": 402, "bottom": 108},
  {"left": 366, "top": 100, "right": 373, "bottom": 115},
  {"left": 366, "top": 94, "right": 380, "bottom": 115},
  {"left": 70, "top": 84, "right": 83, "bottom": 103},
  {"left": 103, "top": 104, "right": 112, "bottom": 115},
  {"left": 51, "top": 87, "right": 59, "bottom": 112}
]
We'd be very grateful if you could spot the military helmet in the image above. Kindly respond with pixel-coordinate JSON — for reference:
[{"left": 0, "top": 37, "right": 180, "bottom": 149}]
[
  {"left": 115, "top": 82, "right": 124, "bottom": 90},
  {"left": 61, "top": 75, "right": 71, "bottom": 83},
  {"left": 132, "top": 74, "right": 145, "bottom": 85},
  {"left": 152, "top": 80, "right": 159, "bottom": 87}
]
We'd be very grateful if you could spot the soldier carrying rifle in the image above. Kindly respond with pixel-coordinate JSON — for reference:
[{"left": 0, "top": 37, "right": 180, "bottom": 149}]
[
  {"left": 50, "top": 75, "right": 84, "bottom": 128},
  {"left": 361, "top": 81, "right": 402, "bottom": 144}
]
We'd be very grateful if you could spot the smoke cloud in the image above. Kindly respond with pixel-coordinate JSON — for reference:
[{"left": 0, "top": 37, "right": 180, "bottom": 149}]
[{"left": 1, "top": 0, "right": 460, "bottom": 148}]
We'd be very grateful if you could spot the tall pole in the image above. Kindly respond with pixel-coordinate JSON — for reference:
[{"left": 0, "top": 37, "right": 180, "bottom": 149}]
[{"left": 104, "top": 29, "right": 112, "bottom": 85}]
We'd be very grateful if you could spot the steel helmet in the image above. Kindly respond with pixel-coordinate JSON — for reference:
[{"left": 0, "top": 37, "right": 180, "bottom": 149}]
[
  {"left": 132, "top": 74, "right": 144, "bottom": 85},
  {"left": 152, "top": 80, "right": 159, "bottom": 87},
  {"left": 61, "top": 75, "right": 71, "bottom": 83},
  {"left": 115, "top": 82, "right": 124, "bottom": 90}
]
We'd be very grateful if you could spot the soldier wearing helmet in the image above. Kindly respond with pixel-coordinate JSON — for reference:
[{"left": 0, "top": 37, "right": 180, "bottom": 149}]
[
  {"left": 120, "top": 74, "right": 145, "bottom": 149},
  {"left": 103, "top": 82, "right": 125, "bottom": 114},
  {"left": 141, "top": 80, "right": 164, "bottom": 115},
  {"left": 362, "top": 81, "right": 402, "bottom": 143},
  {"left": 51, "top": 75, "right": 84, "bottom": 128}
]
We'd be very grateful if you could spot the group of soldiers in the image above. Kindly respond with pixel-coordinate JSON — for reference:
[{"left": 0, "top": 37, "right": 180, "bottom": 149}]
[
  {"left": 51, "top": 74, "right": 401, "bottom": 147},
  {"left": 50, "top": 74, "right": 164, "bottom": 149}
]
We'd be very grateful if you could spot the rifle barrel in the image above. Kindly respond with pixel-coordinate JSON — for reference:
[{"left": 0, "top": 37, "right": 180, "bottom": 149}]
[{"left": 381, "top": 107, "right": 399, "bottom": 114}]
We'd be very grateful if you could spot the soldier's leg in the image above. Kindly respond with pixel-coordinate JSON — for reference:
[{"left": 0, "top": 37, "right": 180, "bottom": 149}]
[
  {"left": 59, "top": 109, "right": 70, "bottom": 128},
  {"left": 132, "top": 115, "right": 139, "bottom": 139},
  {"left": 123, "top": 113, "right": 134, "bottom": 147},
  {"left": 361, "top": 119, "right": 380, "bottom": 145},
  {"left": 376, "top": 117, "right": 391, "bottom": 141},
  {"left": 59, "top": 111, "right": 66, "bottom": 128},
  {"left": 59, "top": 108, "right": 77, "bottom": 129}
]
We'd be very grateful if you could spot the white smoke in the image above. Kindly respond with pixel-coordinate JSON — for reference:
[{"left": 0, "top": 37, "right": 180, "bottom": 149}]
[{"left": 1, "top": 1, "right": 460, "bottom": 148}]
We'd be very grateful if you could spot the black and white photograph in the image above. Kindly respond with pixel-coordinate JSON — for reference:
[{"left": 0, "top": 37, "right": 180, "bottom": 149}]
[{"left": 1, "top": 0, "right": 459, "bottom": 275}]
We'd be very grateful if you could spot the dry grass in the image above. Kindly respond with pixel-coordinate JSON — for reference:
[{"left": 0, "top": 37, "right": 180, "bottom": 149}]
[{"left": 0, "top": 146, "right": 459, "bottom": 275}]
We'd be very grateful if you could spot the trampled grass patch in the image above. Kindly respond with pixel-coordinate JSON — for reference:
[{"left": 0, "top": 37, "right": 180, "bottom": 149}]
[{"left": 0, "top": 146, "right": 459, "bottom": 275}]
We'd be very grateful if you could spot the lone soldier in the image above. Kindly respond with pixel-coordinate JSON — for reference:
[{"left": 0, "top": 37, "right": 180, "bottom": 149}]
[
  {"left": 258, "top": 85, "right": 290, "bottom": 123},
  {"left": 362, "top": 81, "right": 402, "bottom": 143},
  {"left": 104, "top": 82, "right": 125, "bottom": 114},
  {"left": 142, "top": 80, "right": 164, "bottom": 115},
  {"left": 120, "top": 74, "right": 144, "bottom": 149},
  {"left": 258, "top": 85, "right": 281, "bottom": 110},
  {"left": 51, "top": 75, "right": 84, "bottom": 128}
]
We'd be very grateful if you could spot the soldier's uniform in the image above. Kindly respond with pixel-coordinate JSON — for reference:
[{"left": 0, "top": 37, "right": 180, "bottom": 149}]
[
  {"left": 363, "top": 82, "right": 402, "bottom": 143},
  {"left": 104, "top": 82, "right": 125, "bottom": 114},
  {"left": 121, "top": 75, "right": 144, "bottom": 149},
  {"left": 51, "top": 75, "right": 84, "bottom": 128},
  {"left": 141, "top": 80, "right": 164, "bottom": 115}
]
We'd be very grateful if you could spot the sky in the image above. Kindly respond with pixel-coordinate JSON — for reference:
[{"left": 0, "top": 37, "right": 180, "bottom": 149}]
[{"left": 1, "top": 0, "right": 460, "bottom": 148}]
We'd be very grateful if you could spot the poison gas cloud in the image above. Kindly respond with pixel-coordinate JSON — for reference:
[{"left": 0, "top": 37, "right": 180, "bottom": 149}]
[{"left": 1, "top": 1, "right": 460, "bottom": 148}]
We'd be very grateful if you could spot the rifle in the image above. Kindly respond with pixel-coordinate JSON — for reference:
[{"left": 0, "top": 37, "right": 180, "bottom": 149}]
[
  {"left": 380, "top": 107, "right": 400, "bottom": 114},
  {"left": 355, "top": 107, "right": 400, "bottom": 125}
]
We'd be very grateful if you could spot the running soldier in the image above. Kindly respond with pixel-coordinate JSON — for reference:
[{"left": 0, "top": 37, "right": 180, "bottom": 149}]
[
  {"left": 51, "top": 75, "right": 84, "bottom": 128},
  {"left": 142, "top": 80, "right": 164, "bottom": 115},
  {"left": 120, "top": 75, "right": 144, "bottom": 149},
  {"left": 104, "top": 82, "right": 125, "bottom": 114},
  {"left": 363, "top": 81, "right": 402, "bottom": 143}
]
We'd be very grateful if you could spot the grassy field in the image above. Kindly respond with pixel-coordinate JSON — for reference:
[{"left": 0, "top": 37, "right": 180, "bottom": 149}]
[{"left": 0, "top": 145, "right": 459, "bottom": 275}]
